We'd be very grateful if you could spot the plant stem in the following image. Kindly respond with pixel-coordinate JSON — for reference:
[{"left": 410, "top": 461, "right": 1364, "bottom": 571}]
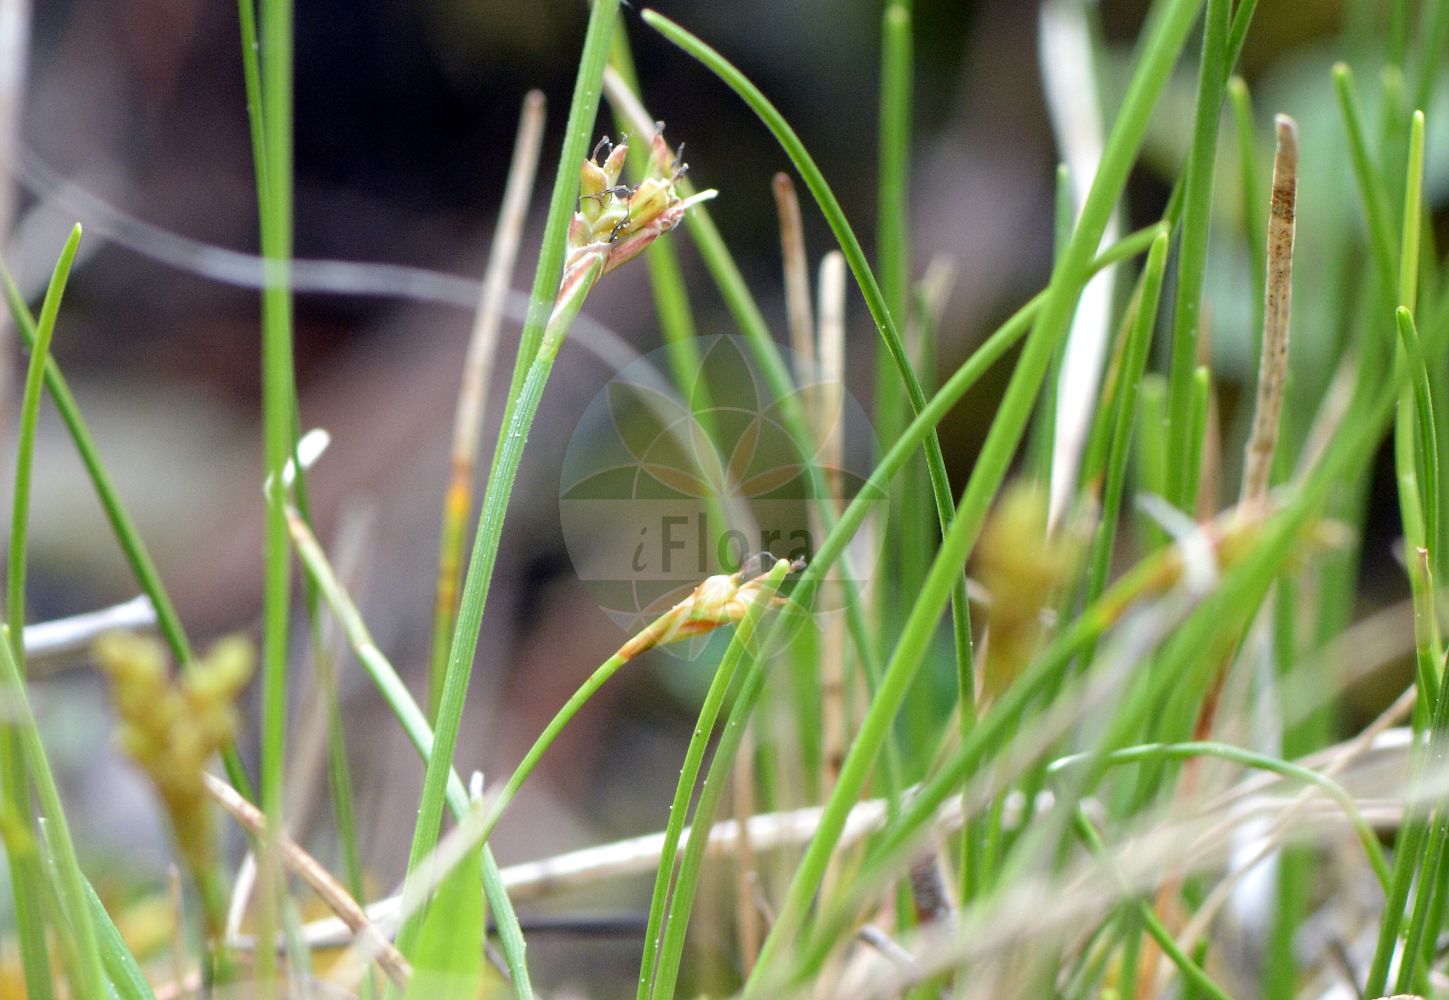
[
  {"left": 396, "top": 249, "right": 608, "bottom": 967},
  {"left": 649, "top": 569, "right": 790, "bottom": 1000},
  {"left": 640, "top": 561, "right": 792, "bottom": 999}
]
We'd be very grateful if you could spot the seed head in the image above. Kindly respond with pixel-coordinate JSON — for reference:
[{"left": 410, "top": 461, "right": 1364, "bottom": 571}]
[{"left": 94, "top": 632, "right": 254, "bottom": 882}]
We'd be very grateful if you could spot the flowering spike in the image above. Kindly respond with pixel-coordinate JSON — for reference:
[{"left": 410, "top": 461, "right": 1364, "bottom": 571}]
[
  {"left": 559, "top": 123, "right": 717, "bottom": 305},
  {"left": 616, "top": 556, "right": 799, "bottom": 661},
  {"left": 94, "top": 631, "right": 254, "bottom": 928}
]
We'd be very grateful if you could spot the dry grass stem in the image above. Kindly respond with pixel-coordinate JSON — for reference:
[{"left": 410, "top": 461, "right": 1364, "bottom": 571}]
[
  {"left": 293, "top": 795, "right": 976, "bottom": 950},
  {"left": 817, "top": 249, "right": 850, "bottom": 795},
  {"left": 204, "top": 772, "right": 412, "bottom": 989},
  {"left": 1241, "top": 115, "right": 1299, "bottom": 506},
  {"left": 24, "top": 594, "right": 155, "bottom": 669},
  {"left": 1170, "top": 692, "right": 1414, "bottom": 983},
  {"left": 773, "top": 171, "right": 816, "bottom": 365}
]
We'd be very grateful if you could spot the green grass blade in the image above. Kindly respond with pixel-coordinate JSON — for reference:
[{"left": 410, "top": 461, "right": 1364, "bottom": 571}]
[
  {"left": 874, "top": 0, "right": 918, "bottom": 657},
  {"left": 85, "top": 879, "right": 158, "bottom": 1000},
  {"left": 0, "top": 228, "right": 106, "bottom": 1000},
  {"left": 1165, "top": 0, "right": 1229, "bottom": 509},
  {"left": 1411, "top": 0, "right": 1449, "bottom": 114},
  {"left": 1389, "top": 0, "right": 1409, "bottom": 68},
  {"left": 284, "top": 435, "right": 368, "bottom": 982},
  {"left": 1, "top": 635, "right": 106, "bottom": 1000},
  {"left": 1369, "top": 343, "right": 1440, "bottom": 996},
  {"left": 1185, "top": 365, "right": 1212, "bottom": 511},
  {"left": 800, "top": 298, "right": 1406, "bottom": 999},
  {"left": 1081, "top": 232, "right": 1170, "bottom": 657},
  {"left": 411, "top": 589, "right": 809, "bottom": 952},
  {"left": 8, "top": 225, "right": 80, "bottom": 669},
  {"left": 602, "top": 67, "right": 900, "bottom": 800},
  {"left": 1389, "top": 547, "right": 1446, "bottom": 993},
  {"left": 639, "top": 564, "right": 792, "bottom": 999},
  {"left": 1332, "top": 63, "right": 1400, "bottom": 295},
  {"left": 776, "top": 225, "right": 1161, "bottom": 669},
  {"left": 403, "top": 828, "right": 485, "bottom": 1000},
  {"left": 648, "top": 567, "right": 790, "bottom": 1000},
  {"left": 604, "top": 35, "right": 713, "bottom": 419},
  {"left": 428, "top": 92, "right": 546, "bottom": 721},
  {"left": 397, "top": 251, "right": 605, "bottom": 975},
  {"left": 0, "top": 226, "right": 84, "bottom": 1000},
  {"left": 0, "top": 275, "right": 190, "bottom": 665},
  {"left": 1228, "top": 77, "right": 1266, "bottom": 325},
  {"left": 876, "top": 0, "right": 913, "bottom": 450},
  {"left": 1049, "top": 741, "right": 1390, "bottom": 889},
  {"left": 1396, "top": 308, "right": 1441, "bottom": 559},
  {"left": 1226, "top": 0, "right": 1260, "bottom": 67},
  {"left": 634, "top": 606, "right": 772, "bottom": 996},
  {"left": 1367, "top": 802, "right": 1430, "bottom": 995},
  {"left": 0, "top": 785, "right": 53, "bottom": 1000},
  {"left": 241, "top": 0, "right": 300, "bottom": 984}
]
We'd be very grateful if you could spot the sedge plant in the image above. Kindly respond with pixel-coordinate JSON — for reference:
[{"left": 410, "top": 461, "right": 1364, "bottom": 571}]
[{"left": 6, "top": 1, "right": 1449, "bottom": 998}]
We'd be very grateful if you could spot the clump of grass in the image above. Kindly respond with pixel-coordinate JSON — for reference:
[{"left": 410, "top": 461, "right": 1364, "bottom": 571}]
[{"left": 4, "top": 0, "right": 1449, "bottom": 997}]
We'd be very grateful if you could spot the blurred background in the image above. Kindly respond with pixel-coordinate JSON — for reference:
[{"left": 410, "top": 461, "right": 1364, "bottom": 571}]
[{"left": 7, "top": 0, "right": 1407, "bottom": 993}]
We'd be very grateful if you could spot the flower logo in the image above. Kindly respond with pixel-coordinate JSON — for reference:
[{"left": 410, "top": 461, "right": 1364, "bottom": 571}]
[{"left": 560, "top": 335, "right": 884, "bottom": 659}]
